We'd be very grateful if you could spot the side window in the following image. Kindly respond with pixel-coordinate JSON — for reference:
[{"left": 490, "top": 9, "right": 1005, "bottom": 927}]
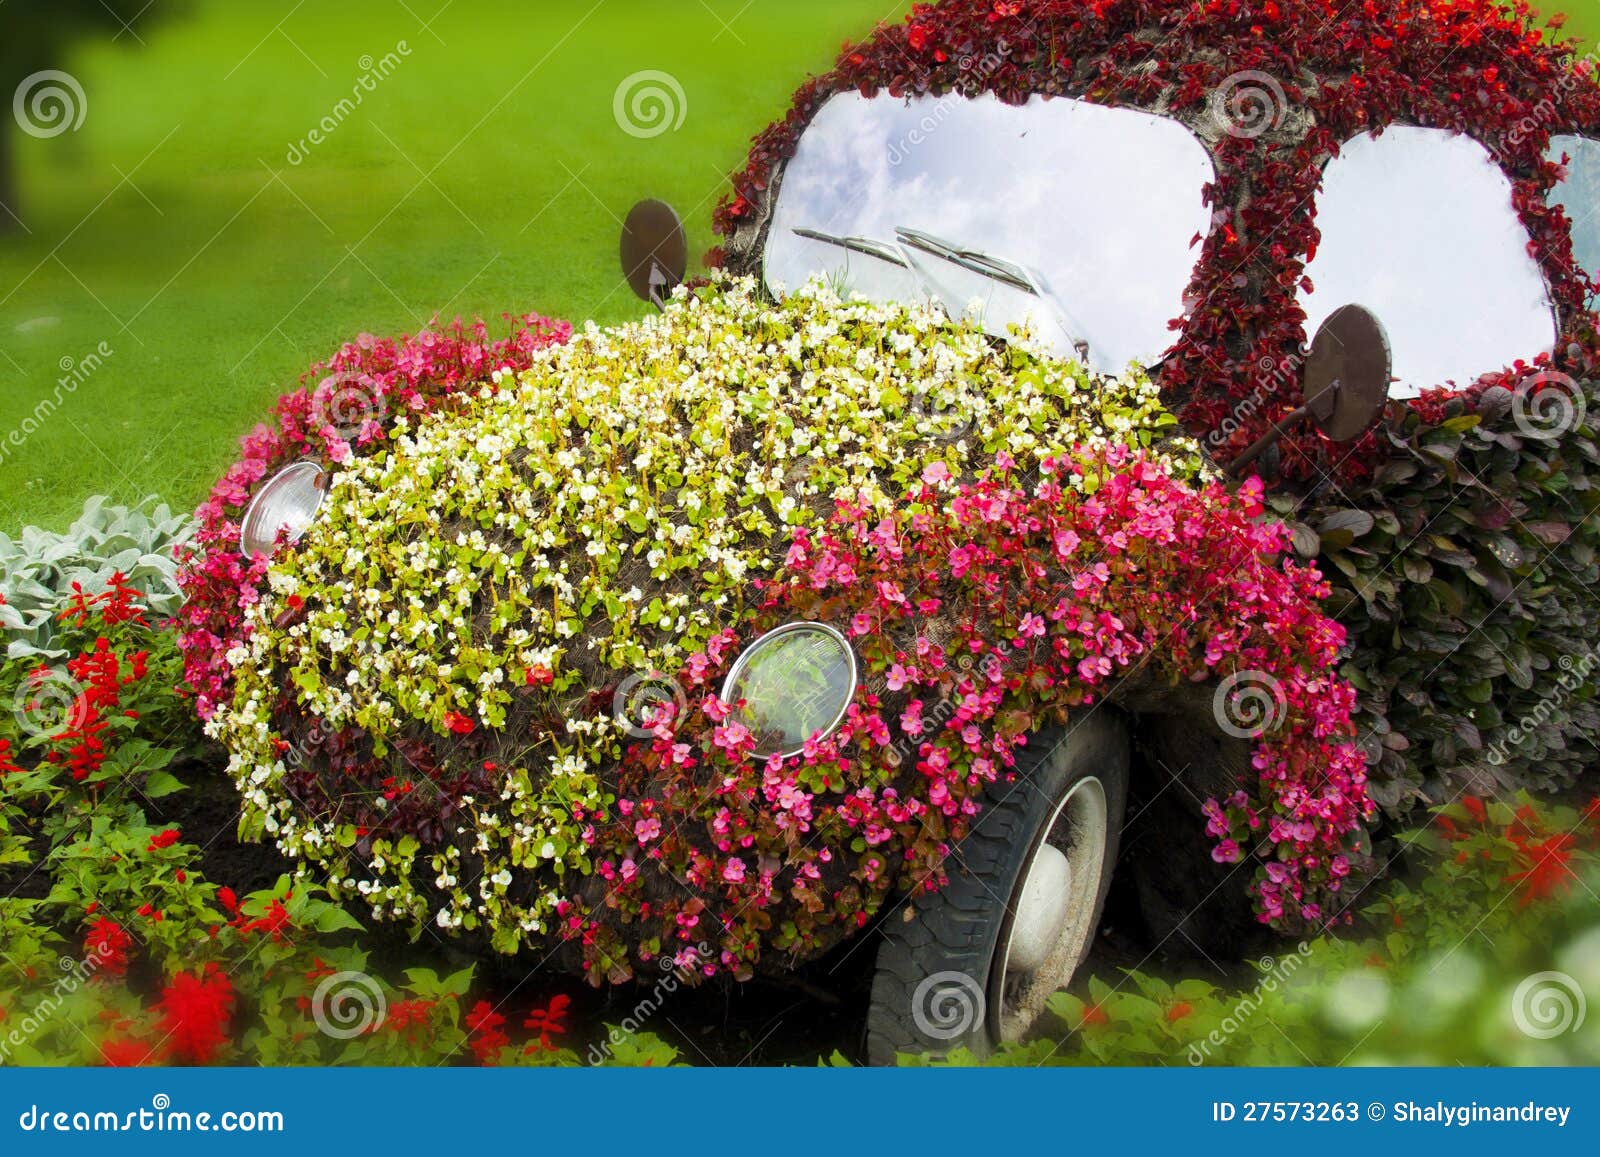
[
  {"left": 1547, "top": 134, "right": 1600, "bottom": 290},
  {"left": 762, "top": 93, "right": 1215, "bottom": 374},
  {"left": 1299, "top": 127, "right": 1556, "bottom": 397}
]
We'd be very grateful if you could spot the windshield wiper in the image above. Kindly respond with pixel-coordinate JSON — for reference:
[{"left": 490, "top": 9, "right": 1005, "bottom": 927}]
[
  {"left": 791, "top": 227, "right": 910, "bottom": 268},
  {"left": 894, "top": 227, "right": 1036, "bottom": 294},
  {"left": 894, "top": 226, "right": 1092, "bottom": 363}
]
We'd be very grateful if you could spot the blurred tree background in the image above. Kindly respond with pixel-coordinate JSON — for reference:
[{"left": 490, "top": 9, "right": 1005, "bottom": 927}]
[{"left": 0, "top": 0, "right": 189, "bottom": 232}]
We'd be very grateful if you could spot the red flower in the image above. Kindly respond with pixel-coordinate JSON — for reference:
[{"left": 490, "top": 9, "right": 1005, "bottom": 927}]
[
  {"left": 443, "top": 710, "right": 475, "bottom": 736},
  {"left": 387, "top": 998, "right": 437, "bottom": 1042},
  {"left": 1505, "top": 833, "right": 1578, "bottom": 906},
  {"left": 83, "top": 918, "right": 133, "bottom": 979},
  {"left": 1081, "top": 1003, "right": 1108, "bottom": 1026},
  {"left": 464, "top": 1000, "right": 508, "bottom": 1065},
  {"left": 238, "top": 898, "right": 293, "bottom": 942},
  {"left": 523, "top": 993, "right": 572, "bottom": 1052},
  {"left": 154, "top": 965, "right": 235, "bottom": 1065},
  {"left": 1166, "top": 1001, "right": 1194, "bottom": 1023},
  {"left": 147, "top": 829, "right": 181, "bottom": 852},
  {"left": 216, "top": 886, "right": 238, "bottom": 913}
]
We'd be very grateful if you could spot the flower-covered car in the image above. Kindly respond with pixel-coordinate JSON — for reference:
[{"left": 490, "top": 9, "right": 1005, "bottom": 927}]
[{"left": 187, "top": 0, "right": 1600, "bottom": 1063}]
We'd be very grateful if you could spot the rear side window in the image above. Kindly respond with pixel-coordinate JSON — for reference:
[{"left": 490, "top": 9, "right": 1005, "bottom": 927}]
[
  {"left": 1547, "top": 134, "right": 1600, "bottom": 293},
  {"left": 1299, "top": 127, "right": 1556, "bottom": 397}
]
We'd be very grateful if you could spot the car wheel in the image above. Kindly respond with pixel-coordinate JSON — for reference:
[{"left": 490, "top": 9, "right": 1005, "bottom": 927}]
[{"left": 864, "top": 711, "right": 1129, "bottom": 1064}]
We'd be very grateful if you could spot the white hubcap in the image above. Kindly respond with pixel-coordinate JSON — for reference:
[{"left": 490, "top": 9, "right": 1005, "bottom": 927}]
[
  {"left": 996, "top": 776, "right": 1109, "bottom": 1042},
  {"left": 1008, "top": 844, "right": 1074, "bottom": 974}
]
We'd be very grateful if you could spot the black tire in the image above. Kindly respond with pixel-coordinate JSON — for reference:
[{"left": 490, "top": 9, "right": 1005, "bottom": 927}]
[{"left": 865, "top": 711, "right": 1130, "bottom": 1064}]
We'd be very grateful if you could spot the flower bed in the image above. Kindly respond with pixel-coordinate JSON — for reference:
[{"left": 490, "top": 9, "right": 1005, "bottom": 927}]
[
  {"left": 174, "top": 312, "right": 570, "bottom": 722},
  {"left": 0, "top": 584, "right": 672, "bottom": 1068},
  {"left": 209, "top": 279, "right": 1366, "bottom": 978}
]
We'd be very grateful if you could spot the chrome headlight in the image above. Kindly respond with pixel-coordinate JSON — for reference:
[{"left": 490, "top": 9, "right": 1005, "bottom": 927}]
[
  {"left": 720, "top": 622, "right": 858, "bottom": 758},
  {"left": 239, "top": 461, "right": 329, "bottom": 559}
]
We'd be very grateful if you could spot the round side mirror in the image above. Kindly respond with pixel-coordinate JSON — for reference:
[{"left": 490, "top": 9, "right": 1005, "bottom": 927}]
[
  {"left": 1303, "top": 303, "right": 1394, "bottom": 443},
  {"left": 621, "top": 199, "right": 688, "bottom": 308},
  {"left": 1225, "top": 304, "right": 1393, "bottom": 478}
]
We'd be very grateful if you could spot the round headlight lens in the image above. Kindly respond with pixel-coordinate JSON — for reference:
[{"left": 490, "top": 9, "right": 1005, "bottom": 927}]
[
  {"left": 721, "top": 622, "right": 857, "bottom": 757},
  {"left": 239, "top": 462, "right": 328, "bottom": 559}
]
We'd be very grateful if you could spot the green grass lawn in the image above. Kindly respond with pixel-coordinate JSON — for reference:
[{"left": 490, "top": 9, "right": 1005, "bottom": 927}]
[
  {"left": 0, "top": 0, "right": 912, "bottom": 531},
  {"left": 0, "top": 0, "right": 1590, "bottom": 533}
]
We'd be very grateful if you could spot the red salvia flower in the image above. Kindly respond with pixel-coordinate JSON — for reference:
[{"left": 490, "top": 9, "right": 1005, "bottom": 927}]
[
  {"left": 522, "top": 993, "right": 572, "bottom": 1052},
  {"left": 154, "top": 965, "right": 235, "bottom": 1065},
  {"left": 83, "top": 918, "right": 133, "bottom": 979},
  {"left": 464, "top": 1000, "right": 509, "bottom": 1065},
  {"left": 1505, "top": 832, "right": 1579, "bottom": 905},
  {"left": 147, "top": 829, "right": 181, "bottom": 853},
  {"left": 98, "top": 1037, "right": 161, "bottom": 1068}
]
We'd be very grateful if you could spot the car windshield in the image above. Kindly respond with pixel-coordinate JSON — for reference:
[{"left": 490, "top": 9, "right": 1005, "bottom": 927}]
[
  {"left": 762, "top": 92, "right": 1216, "bottom": 375},
  {"left": 1299, "top": 126, "right": 1556, "bottom": 397},
  {"left": 1547, "top": 134, "right": 1600, "bottom": 292}
]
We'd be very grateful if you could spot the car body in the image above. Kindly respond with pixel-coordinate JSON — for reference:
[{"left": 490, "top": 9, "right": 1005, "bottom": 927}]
[{"left": 200, "top": 0, "right": 1600, "bottom": 1063}]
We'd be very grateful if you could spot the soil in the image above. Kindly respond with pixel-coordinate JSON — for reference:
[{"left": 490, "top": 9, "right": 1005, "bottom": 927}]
[{"left": 146, "top": 756, "right": 297, "bottom": 897}]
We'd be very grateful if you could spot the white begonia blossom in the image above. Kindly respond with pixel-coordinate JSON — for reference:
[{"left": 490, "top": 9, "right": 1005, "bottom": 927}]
[{"left": 212, "top": 276, "right": 1204, "bottom": 951}]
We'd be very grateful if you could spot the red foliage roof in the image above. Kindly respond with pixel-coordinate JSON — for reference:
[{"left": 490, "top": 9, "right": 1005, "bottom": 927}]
[{"left": 714, "top": 0, "right": 1600, "bottom": 477}]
